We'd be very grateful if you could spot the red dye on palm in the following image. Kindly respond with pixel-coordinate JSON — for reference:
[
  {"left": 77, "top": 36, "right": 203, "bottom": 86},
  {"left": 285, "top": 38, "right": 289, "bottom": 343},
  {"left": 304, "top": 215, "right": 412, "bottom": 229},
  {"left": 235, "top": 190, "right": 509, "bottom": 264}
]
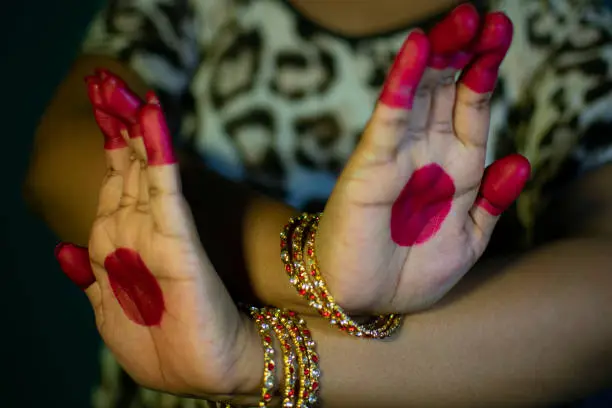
[
  {"left": 104, "top": 248, "right": 166, "bottom": 326},
  {"left": 391, "top": 164, "right": 456, "bottom": 246}
]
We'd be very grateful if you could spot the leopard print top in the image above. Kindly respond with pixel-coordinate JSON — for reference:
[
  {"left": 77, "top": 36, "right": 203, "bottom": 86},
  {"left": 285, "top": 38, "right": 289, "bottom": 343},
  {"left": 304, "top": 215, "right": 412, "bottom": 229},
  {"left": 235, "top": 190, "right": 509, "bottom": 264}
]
[{"left": 82, "top": 0, "right": 612, "bottom": 406}]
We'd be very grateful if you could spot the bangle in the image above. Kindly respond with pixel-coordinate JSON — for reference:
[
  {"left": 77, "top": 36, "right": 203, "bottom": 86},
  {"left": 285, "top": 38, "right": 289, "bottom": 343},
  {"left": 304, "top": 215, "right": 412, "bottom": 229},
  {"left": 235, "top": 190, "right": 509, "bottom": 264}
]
[
  {"left": 281, "top": 213, "right": 402, "bottom": 339},
  {"left": 249, "top": 308, "right": 280, "bottom": 406},
  {"left": 249, "top": 307, "right": 320, "bottom": 408}
]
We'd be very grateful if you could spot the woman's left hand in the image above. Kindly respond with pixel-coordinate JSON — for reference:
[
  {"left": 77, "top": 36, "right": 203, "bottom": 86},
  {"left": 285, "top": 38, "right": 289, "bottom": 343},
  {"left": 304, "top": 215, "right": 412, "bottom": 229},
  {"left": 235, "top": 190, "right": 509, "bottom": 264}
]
[{"left": 316, "top": 4, "right": 530, "bottom": 314}]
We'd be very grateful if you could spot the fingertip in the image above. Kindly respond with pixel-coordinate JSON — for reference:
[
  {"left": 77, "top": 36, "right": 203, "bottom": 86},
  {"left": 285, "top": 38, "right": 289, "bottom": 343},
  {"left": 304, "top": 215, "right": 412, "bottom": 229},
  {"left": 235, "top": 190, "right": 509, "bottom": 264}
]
[
  {"left": 139, "top": 103, "right": 177, "bottom": 166},
  {"left": 86, "top": 77, "right": 104, "bottom": 107},
  {"left": 100, "top": 74, "right": 142, "bottom": 122},
  {"left": 460, "top": 12, "right": 514, "bottom": 94},
  {"left": 55, "top": 243, "right": 96, "bottom": 290},
  {"left": 429, "top": 2, "right": 480, "bottom": 54},
  {"left": 477, "top": 154, "right": 531, "bottom": 216},
  {"left": 474, "top": 12, "right": 513, "bottom": 53},
  {"left": 379, "top": 30, "right": 430, "bottom": 109}
]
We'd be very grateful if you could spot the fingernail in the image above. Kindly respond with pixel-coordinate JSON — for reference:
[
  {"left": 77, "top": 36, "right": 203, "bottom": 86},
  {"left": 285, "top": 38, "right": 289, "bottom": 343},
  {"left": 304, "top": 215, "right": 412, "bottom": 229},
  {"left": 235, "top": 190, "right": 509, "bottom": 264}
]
[
  {"left": 379, "top": 29, "right": 430, "bottom": 109},
  {"left": 477, "top": 154, "right": 531, "bottom": 216},
  {"left": 55, "top": 243, "right": 96, "bottom": 290}
]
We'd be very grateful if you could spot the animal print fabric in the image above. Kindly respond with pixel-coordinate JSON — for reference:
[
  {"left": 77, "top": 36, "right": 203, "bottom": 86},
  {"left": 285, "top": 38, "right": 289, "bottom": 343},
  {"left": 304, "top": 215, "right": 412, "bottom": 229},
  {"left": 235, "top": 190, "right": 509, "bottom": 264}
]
[{"left": 81, "top": 0, "right": 612, "bottom": 406}]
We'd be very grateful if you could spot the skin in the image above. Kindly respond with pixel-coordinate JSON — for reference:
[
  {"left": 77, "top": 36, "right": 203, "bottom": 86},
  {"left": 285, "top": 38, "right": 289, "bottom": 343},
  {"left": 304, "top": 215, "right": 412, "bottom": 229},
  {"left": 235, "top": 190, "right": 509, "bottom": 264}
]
[
  {"left": 26, "top": 1, "right": 612, "bottom": 406},
  {"left": 105, "top": 247, "right": 166, "bottom": 326},
  {"left": 390, "top": 164, "right": 456, "bottom": 246}
]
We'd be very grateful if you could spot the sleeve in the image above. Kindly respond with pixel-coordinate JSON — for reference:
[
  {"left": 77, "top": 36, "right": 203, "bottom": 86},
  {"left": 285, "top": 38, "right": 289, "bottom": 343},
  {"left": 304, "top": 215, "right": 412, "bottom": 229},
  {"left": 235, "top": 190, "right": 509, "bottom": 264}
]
[
  {"left": 81, "top": 0, "right": 202, "bottom": 137},
  {"left": 489, "top": 0, "right": 612, "bottom": 238}
]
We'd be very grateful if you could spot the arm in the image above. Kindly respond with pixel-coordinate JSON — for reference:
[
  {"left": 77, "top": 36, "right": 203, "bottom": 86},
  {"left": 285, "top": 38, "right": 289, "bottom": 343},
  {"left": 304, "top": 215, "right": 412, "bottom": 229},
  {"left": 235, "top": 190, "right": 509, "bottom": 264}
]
[
  {"left": 29, "top": 60, "right": 612, "bottom": 407},
  {"left": 297, "top": 237, "right": 612, "bottom": 407}
]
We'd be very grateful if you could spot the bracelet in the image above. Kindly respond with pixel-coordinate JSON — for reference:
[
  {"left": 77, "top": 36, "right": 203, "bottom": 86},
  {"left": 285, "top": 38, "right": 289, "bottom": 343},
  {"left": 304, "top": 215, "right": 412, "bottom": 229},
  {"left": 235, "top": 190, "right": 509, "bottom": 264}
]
[
  {"left": 249, "top": 307, "right": 320, "bottom": 408},
  {"left": 281, "top": 213, "right": 402, "bottom": 339},
  {"left": 249, "top": 308, "right": 279, "bottom": 406}
]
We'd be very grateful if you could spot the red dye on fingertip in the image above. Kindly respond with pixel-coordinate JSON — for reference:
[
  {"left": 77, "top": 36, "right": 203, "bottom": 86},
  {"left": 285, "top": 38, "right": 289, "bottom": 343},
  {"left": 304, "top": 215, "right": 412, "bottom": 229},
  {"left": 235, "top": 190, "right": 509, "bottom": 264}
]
[
  {"left": 55, "top": 243, "right": 96, "bottom": 290},
  {"left": 93, "top": 109, "right": 129, "bottom": 150},
  {"left": 429, "top": 3, "right": 480, "bottom": 54},
  {"left": 450, "top": 51, "right": 474, "bottom": 70},
  {"left": 476, "top": 154, "right": 531, "bottom": 216},
  {"left": 100, "top": 77, "right": 142, "bottom": 123},
  {"left": 379, "top": 30, "right": 430, "bottom": 109},
  {"left": 462, "top": 12, "right": 513, "bottom": 94},
  {"left": 139, "top": 103, "right": 177, "bottom": 165},
  {"left": 391, "top": 164, "right": 456, "bottom": 246},
  {"left": 428, "top": 53, "right": 451, "bottom": 70},
  {"left": 86, "top": 77, "right": 104, "bottom": 108},
  {"left": 104, "top": 248, "right": 166, "bottom": 327},
  {"left": 473, "top": 12, "right": 513, "bottom": 53}
]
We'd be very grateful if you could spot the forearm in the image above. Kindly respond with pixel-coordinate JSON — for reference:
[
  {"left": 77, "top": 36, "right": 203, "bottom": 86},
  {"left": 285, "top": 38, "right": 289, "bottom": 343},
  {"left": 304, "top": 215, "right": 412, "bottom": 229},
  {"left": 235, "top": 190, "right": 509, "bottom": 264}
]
[
  {"left": 252, "top": 238, "right": 612, "bottom": 407},
  {"left": 536, "top": 163, "right": 612, "bottom": 242}
]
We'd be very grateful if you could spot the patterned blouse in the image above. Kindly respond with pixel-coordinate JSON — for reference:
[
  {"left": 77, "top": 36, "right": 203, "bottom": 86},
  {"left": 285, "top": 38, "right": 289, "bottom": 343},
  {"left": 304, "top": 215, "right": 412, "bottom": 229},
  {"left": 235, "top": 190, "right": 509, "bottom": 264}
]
[{"left": 81, "top": 0, "right": 612, "bottom": 406}]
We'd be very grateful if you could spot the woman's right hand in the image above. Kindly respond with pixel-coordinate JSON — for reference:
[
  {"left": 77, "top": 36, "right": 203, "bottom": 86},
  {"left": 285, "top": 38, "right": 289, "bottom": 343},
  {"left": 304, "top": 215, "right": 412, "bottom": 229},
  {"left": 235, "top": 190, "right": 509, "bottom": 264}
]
[{"left": 55, "top": 72, "right": 263, "bottom": 398}]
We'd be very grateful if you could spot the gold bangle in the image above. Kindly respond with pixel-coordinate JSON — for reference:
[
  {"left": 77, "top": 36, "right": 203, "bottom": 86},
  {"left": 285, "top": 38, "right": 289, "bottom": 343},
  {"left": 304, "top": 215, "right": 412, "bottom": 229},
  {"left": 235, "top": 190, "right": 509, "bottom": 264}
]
[
  {"left": 250, "top": 308, "right": 279, "bottom": 407},
  {"left": 250, "top": 307, "right": 320, "bottom": 408},
  {"left": 281, "top": 213, "right": 403, "bottom": 339},
  {"left": 279, "top": 309, "right": 320, "bottom": 404}
]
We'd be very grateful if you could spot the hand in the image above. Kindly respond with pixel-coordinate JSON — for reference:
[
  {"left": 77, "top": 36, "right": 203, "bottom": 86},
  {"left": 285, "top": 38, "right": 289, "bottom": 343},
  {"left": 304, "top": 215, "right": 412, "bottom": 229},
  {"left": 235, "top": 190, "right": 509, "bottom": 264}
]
[
  {"left": 317, "top": 4, "right": 530, "bottom": 313},
  {"left": 55, "top": 73, "right": 262, "bottom": 397}
]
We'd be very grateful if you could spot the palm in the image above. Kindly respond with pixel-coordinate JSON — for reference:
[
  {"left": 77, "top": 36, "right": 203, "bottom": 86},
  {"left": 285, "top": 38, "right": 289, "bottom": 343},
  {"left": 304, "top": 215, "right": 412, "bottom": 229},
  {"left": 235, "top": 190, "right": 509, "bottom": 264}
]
[{"left": 320, "top": 105, "right": 485, "bottom": 313}]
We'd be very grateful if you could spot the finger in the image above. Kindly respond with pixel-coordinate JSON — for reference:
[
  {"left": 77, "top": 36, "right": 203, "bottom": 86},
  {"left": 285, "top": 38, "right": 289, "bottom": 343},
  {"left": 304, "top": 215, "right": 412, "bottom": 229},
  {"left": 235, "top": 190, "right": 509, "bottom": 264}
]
[
  {"left": 133, "top": 92, "right": 162, "bottom": 206},
  {"left": 98, "top": 69, "right": 142, "bottom": 123},
  {"left": 363, "top": 30, "right": 430, "bottom": 163},
  {"left": 55, "top": 243, "right": 101, "bottom": 306},
  {"left": 95, "top": 69, "right": 148, "bottom": 160},
  {"left": 454, "top": 12, "right": 513, "bottom": 147},
  {"left": 427, "top": 3, "right": 481, "bottom": 134},
  {"left": 86, "top": 78, "right": 132, "bottom": 216},
  {"left": 468, "top": 154, "right": 531, "bottom": 253},
  {"left": 120, "top": 123, "right": 148, "bottom": 208},
  {"left": 428, "top": 3, "right": 480, "bottom": 69},
  {"left": 139, "top": 97, "right": 189, "bottom": 237}
]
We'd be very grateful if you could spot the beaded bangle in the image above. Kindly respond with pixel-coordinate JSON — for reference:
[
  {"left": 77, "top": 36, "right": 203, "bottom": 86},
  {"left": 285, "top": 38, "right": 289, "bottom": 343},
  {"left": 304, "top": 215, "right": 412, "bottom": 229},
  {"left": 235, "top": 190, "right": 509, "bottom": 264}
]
[
  {"left": 249, "top": 308, "right": 279, "bottom": 407},
  {"left": 281, "top": 213, "right": 402, "bottom": 339},
  {"left": 279, "top": 310, "right": 320, "bottom": 405},
  {"left": 260, "top": 309, "right": 298, "bottom": 407},
  {"left": 250, "top": 307, "right": 320, "bottom": 408}
]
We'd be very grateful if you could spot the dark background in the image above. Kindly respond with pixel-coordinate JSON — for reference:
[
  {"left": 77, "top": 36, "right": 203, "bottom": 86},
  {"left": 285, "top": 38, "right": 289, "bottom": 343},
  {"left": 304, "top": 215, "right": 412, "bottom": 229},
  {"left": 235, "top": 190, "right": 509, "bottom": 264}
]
[
  {"left": 2, "top": 1, "right": 612, "bottom": 407},
  {"left": 3, "top": 1, "right": 103, "bottom": 406}
]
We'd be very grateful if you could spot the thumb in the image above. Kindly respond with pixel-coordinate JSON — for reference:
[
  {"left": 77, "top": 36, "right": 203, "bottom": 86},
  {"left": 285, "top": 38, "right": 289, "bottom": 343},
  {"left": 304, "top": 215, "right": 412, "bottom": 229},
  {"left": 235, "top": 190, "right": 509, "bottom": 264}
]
[
  {"left": 54, "top": 243, "right": 96, "bottom": 290},
  {"left": 468, "top": 154, "right": 531, "bottom": 251}
]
